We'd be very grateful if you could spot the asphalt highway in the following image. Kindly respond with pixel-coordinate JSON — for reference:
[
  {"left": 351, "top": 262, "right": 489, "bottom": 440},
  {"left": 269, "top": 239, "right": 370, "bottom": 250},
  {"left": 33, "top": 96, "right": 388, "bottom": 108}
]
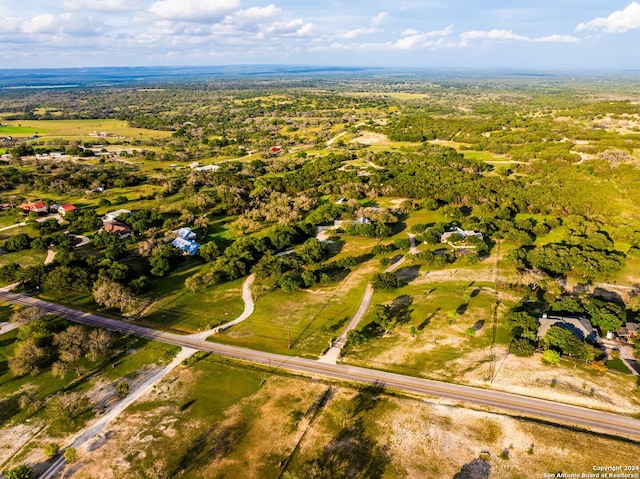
[{"left": 2, "top": 290, "right": 640, "bottom": 440}]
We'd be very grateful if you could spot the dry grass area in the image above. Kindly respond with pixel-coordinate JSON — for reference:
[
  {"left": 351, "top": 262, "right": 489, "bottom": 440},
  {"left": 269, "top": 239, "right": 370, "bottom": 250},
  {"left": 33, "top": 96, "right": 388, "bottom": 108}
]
[
  {"left": 0, "top": 362, "right": 170, "bottom": 473},
  {"left": 467, "top": 347, "right": 640, "bottom": 414},
  {"left": 65, "top": 361, "right": 328, "bottom": 479},
  {"left": 46, "top": 359, "right": 640, "bottom": 479},
  {"left": 350, "top": 132, "right": 393, "bottom": 146}
]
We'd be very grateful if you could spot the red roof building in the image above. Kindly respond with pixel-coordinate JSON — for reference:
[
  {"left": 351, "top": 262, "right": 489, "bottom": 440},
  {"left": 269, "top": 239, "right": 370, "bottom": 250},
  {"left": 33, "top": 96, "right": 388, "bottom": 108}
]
[
  {"left": 18, "top": 201, "right": 48, "bottom": 214},
  {"left": 101, "top": 221, "right": 134, "bottom": 239},
  {"left": 58, "top": 203, "right": 77, "bottom": 216}
]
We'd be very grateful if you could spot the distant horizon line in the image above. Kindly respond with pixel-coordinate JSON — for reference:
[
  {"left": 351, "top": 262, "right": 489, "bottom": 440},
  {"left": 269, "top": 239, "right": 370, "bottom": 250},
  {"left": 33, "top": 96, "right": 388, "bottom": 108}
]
[{"left": 2, "top": 64, "right": 640, "bottom": 73}]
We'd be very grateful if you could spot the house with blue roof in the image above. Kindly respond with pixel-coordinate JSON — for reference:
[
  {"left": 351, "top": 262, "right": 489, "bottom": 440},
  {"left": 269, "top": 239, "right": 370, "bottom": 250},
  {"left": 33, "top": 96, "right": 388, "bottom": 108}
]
[
  {"left": 175, "top": 227, "right": 197, "bottom": 240},
  {"left": 171, "top": 236, "right": 201, "bottom": 256}
]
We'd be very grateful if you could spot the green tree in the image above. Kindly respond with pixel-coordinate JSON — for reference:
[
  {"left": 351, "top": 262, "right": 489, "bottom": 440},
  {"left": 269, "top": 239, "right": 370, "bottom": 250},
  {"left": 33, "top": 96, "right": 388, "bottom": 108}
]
[
  {"left": 93, "top": 280, "right": 137, "bottom": 314},
  {"left": 545, "top": 325, "right": 583, "bottom": 357},
  {"left": 199, "top": 241, "right": 221, "bottom": 262},
  {"left": 509, "top": 337, "right": 536, "bottom": 356},
  {"left": 63, "top": 447, "right": 78, "bottom": 463},
  {"left": 373, "top": 304, "right": 393, "bottom": 330},
  {"left": 371, "top": 272, "right": 401, "bottom": 290},
  {"left": 8, "top": 340, "right": 48, "bottom": 376},
  {"left": 3, "top": 464, "right": 33, "bottom": 479},
  {"left": 115, "top": 381, "right": 130, "bottom": 396},
  {"left": 43, "top": 443, "right": 60, "bottom": 457},
  {"left": 4, "top": 233, "right": 32, "bottom": 252},
  {"left": 542, "top": 349, "right": 560, "bottom": 364},
  {"left": 504, "top": 310, "right": 538, "bottom": 337}
]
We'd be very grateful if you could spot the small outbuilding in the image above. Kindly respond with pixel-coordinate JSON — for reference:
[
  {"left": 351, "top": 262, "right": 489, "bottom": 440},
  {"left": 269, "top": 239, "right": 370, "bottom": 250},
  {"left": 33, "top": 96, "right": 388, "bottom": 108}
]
[
  {"left": 175, "top": 227, "right": 196, "bottom": 240},
  {"left": 104, "top": 209, "right": 131, "bottom": 222}
]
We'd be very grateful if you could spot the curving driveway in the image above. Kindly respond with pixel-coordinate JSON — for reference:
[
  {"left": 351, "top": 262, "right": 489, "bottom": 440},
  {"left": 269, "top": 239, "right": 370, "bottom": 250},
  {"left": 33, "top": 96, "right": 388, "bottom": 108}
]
[
  {"left": 318, "top": 233, "right": 418, "bottom": 364},
  {"left": 191, "top": 273, "right": 256, "bottom": 338}
]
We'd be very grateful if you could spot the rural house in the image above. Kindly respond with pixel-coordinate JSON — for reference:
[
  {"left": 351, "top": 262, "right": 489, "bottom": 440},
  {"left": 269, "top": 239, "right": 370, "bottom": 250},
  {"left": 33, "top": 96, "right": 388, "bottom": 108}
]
[
  {"left": 440, "top": 227, "right": 484, "bottom": 248},
  {"left": 101, "top": 221, "right": 133, "bottom": 239},
  {"left": 537, "top": 313, "right": 598, "bottom": 342},
  {"left": 171, "top": 237, "right": 201, "bottom": 256},
  {"left": 615, "top": 322, "right": 638, "bottom": 342},
  {"left": 103, "top": 209, "right": 131, "bottom": 222},
  {"left": 174, "top": 227, "right": 196, "bottom": 240},
  {"left": 58, "top": 203, "right": 77, "bottom": 216},
  {"left": 18, "top": 201, "right": 48, "bottom": 214}
]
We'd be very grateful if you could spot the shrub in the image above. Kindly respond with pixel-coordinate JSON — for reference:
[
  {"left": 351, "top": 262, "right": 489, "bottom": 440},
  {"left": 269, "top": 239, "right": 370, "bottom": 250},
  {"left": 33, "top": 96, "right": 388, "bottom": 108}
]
[
  {"left": 43, "top": 443, "right": 59, "bottom": 457},
  {"left": 542, "top": 349, "right": 560, "bottom": 364},
  {"left": 63, "top": 447, "right": 77, "bottom": 463},
  {"left": 3, "top": 465, "right": 32, "bottom": 479}
]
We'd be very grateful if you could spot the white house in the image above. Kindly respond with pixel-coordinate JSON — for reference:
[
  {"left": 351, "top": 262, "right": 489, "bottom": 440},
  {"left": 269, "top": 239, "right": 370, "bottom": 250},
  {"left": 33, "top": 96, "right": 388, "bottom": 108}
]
[
  {"left": 104, "top": 209, "right": 131, "bottom": 222},
  {"left": 174, "top": 227, "right": 196, "bottom": 240},
  {"left": 440, "top": 227, "right": 484, "bottom": 247},
  {"left": 195, "top": 164, "right": 220, "bottom": 172}
]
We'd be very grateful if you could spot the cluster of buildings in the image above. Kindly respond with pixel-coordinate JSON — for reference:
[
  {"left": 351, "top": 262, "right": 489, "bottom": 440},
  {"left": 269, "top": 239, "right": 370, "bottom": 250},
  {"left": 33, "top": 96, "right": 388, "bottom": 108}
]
[
  {"left": 18, "top": 201, "right": 77, "bottom": 216},
  {"left": 171, "top": 227, "right": 201, "bottom": 256},
  {"left": 538, "top": 312, "right": 638, "bottom": 344},
  {"left": 100, "top": 209, "right": 134, "bottom": 239},
  {"left": 98, "top": 211, "right": 201, "bottom": 256},
  {"left": 168, "top": 161, "right": 220, "bottom": 172}
]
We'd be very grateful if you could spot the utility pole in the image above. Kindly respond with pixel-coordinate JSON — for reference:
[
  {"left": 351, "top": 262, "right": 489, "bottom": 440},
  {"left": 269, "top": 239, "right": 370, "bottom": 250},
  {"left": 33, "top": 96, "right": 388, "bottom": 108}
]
[{"left": 287, "top": 325, "right": 291, "bottom": 349}]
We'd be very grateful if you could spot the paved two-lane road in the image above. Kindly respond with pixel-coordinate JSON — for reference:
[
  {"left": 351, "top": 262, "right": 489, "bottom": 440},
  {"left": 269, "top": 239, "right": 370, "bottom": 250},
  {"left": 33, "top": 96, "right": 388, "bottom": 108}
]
[{"left": 2, "top": 290, "right": 640, "bottom": 440}]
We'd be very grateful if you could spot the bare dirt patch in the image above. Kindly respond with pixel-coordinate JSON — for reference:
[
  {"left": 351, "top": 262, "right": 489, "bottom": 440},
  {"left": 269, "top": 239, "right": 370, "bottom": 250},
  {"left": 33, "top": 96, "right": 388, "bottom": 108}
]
[{"left": 350, "top": 132, "right": 392, "bottom": 146}]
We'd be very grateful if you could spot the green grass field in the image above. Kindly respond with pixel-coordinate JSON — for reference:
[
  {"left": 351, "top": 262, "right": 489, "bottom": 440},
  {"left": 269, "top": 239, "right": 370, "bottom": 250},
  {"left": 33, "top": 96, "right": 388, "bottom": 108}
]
[
  {"left": 0, "top": 125, "right": 43, "bottom": 136},
  {"left": 1, "top": 119, "right": 172, "bottom": 140},
  {"left": 212, "top": 261, "right": 377, "bottom": 357},
  {"left": 142, "top": 265, "right": 245, "bottom": 333},
  {"left": 342, "top": 279, "right": 503, "bottom": 379}
]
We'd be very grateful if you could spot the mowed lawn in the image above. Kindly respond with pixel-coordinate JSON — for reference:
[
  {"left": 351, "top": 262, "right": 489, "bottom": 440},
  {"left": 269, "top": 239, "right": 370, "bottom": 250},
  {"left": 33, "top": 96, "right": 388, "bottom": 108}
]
[
  {"left": 211, "top": 259, "right": 379, "bottom": 357},
  {"left": 1, "top": 119, "right": 172, "bottom": 140},
  {"left": 142, "top": 265, "right": 245, "bottom": 333}
]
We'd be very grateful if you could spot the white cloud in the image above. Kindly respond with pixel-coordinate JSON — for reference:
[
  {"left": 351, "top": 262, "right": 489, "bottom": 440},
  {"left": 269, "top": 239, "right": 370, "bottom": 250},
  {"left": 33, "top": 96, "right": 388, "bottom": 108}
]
[
  {"left": 148, "top": 0, "right": 240, "bottom": 23},
  {"left": 459, "top": 29, "right": 580, "bottom": 46},
  {"left": 224, "top": 4, "right": 282, "bottom": 27},
  {"left": 371, "top": 12, "right": 388, "bottom": 27},
  {"left": 536, "top": 34, "right": 580, "bottom": 43},
  {"left": 576, "top": 2, "right": 640, "bottom": 33},
  {"left": 460, "top": 29, "right": 528, "bottom": 42},
  {"left": 312, "top": 26, "right": 454, "bottom": 52},
  {"left": 335, "top": 27, "right": 380, "bottom": 39},
  {"left": 19, "top": 14, "right": 58, "bottom": 34},
  {"left": 264, "top": 19, "right": 313, "bottom": 37},
  {"left": 3, "top": 13, "right": 104, "bottom": 36},
  {"left": 62, "top": 0, "right": 139, "bottom": 12}
]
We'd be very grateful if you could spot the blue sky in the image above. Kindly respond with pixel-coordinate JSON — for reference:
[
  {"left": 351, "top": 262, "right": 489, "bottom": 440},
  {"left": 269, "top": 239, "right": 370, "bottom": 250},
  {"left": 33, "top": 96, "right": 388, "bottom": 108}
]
[{"left": 1, "top": 1, "right": 640, "bottom": 69}]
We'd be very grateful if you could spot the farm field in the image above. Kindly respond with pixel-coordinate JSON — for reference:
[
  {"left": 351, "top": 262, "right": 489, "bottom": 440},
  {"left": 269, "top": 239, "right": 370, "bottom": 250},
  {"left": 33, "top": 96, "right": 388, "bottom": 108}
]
[{"left": 0, "top": 119, "right": 171, "bottom": 140}]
